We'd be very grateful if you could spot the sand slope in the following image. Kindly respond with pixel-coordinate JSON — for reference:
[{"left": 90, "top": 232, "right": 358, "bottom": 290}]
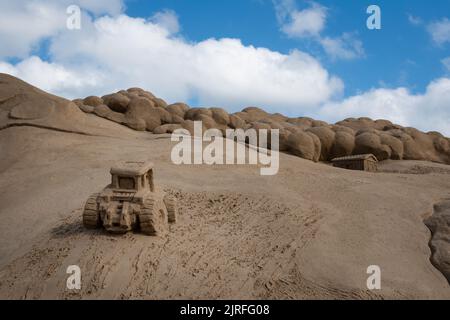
[
  {"left": 0, "top": 74, "right": 449, "bottom": 299},
  {"left": 0, "top": 125, "right": 449, "bottom": 299},
  {"left": 0, "top": 73, "right": 140, "bottom": 138}
]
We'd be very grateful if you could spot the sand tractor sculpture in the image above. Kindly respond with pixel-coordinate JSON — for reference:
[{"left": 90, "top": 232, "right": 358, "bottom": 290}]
[{"left": 82, "top": 161, "right": 177, "bottom": 235}]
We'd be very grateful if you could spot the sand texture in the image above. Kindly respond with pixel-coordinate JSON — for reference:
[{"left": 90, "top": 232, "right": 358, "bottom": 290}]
[{"left": 0, "top": 74, "right": 449, "bottom": 299}]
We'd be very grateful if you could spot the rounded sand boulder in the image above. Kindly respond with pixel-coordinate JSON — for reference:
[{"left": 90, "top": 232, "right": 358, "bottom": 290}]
[
  {"left": 287, "top": 131, "right": 320, "bottom": 162},
  {"left": 311, "top": 120, "right": 329, "bottom": 128},
  {"left": 210, "top": 108, "right": 230, "bottom": 125},
  {"left": 105, "top": 110, "right": 126, "bottom": 124},
  {"left": 279, "top": 130, "right": 292, "bottom": 152},
  {"left": 241, "top": 107, "right": 269, "bottom": 122},
  {"left": 167, "top": 103, "right": 189, "bottom": 118},
  {"left": 153, "top": 97, "right": 168, "bottom": 109},
  {"left": 184, "top": 108, "right": 213, "bottom": 121},
  {"left": 83, "top": 96, "right": 103, "bottom": 108},
  {"left": 331, "top": 125, "right": 355, "bottom": 135},
  {"left": 126, "top": 118, "right": 147, "bottom": 131},
  {"left": 154, "top": 107, "right": 172, "bottom": 124},
  {"left": 229, "top": 114, "right": 246, "bottom": 129},
  {"left": 380, "top": 133, "right": 404, "bottom": 160},
  {"left": 307, "top": 132, "right": 321, "bottom": 162},
  {"left": 126, "top": 97, "right": 154, "bottom": 115},
  {"left": 336, "top": 118, "right": 376, "bottom": 132},
  {"left": 307, "top": 126, "right": 336, "bottom": 161},
  {"left": 153, "top": 124, "right": 183, "bottom": 134},
  {"left": 259, "top": 119, "right": 284, "bottom": 130},
  {"left": 127, "top": 87, "right": 144, "bottom": 94},
  {"left": 354, "top": 132, "right": 391, "bottom": 161},
  {"left": 181, "top": 120, "right": 196, "bottom": 136},
  {"left": 433, "top": 136, "right": 450, "bottom": 154},
  {"left": 126, "top": 97, "right": 161, "bottom": 131},
  {"left": 403, "top": 128, "right": 438, "bottom": 161},
  {"left": 284, "top": 126, "right": 303, "bottom": 135},
  {"left": 171, "top": 114, "right": 185, "bottom": 124},
  {"left": 374, "top": 119, "right": 393, "bottom": 130},
  {"left": 356, "top": 128, "right": 380, "bottom": 136},
  {"left": 287, "top": 117, "right": 313, "bottom": 128},
  {"left": 72, "top": 99, "right": 84, "bottom": 108},
  {"left": 197, "top": 114, "right": 218, "bottom": 130},
  {"left": 387, "top": 130, "right": 423, "bottom": 160},
  {"left": 233, "top": 111, "right": 250, "bottom": 122},
  {"left": 142, "top": 115, "right": 161, "bottom": 131},
  {"left": 122, "top": 91, "right": 140, "bottom": 100},
  {"left": 93, "top": 104, "right": 112, "bottom": 118},
  {"left": 102, "top": 93, "right": 130, "bottom": 113},
  {"left": 270, "top": 113, "right": 289, "bottom": 123},
  {"left": 330, "top": 131, "right": 355, "bottom": 159},
  {"left": 139, "top": 91, "right": 157, "bottom": 101},
  {"left": 78, "top": 104, "right": 94, "bottom": 114}
]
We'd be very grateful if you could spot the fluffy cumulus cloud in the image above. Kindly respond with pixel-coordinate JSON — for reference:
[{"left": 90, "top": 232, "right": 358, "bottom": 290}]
[
  {"left": 319, "top": 33, "right": 365, "bottom": 61},
  {"left": 274, "top": 0, "right": 326, "bottom": 38},
  {"left": 273, "top": 0, "right": 364, "bottom": 60},
  {"left": 407, "top": 14, "right": 423, "bottom": 26},
  {"left": 428, "top": 18, "right": 450, "bottom": 45},
  {"left": 0, "top": 0, "right": 123, "bottom": 59},
  {"left": 149, "top": 9, "right": 180, "bottom": 34},
  {"left": 0, "top": 56, "right": 102, "bottom": 98},
  {"left": 443, "top": 57, "right": 450, "bottom": 72},
  {"left": 318, "top": 78, "right": 450, "bottom": 136},
  {"left": 0, "top": 12, "right": 343, "bottom": 113}
]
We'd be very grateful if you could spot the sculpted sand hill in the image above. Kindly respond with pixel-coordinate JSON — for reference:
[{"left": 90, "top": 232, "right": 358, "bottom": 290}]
[
  {"left": 74, "top": 87, "right": 450, "bottom": 164},
  {"left": 0, "top": 74, "right": 449, "bottom": 299},
  {"left": 0, "top": 73, "right": 139, "bottom": 138}
]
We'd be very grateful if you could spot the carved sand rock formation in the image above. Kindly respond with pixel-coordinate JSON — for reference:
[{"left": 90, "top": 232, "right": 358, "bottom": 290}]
[
  {"left": 0, "top": 73, "right": 139, "bottom": 138},
  {"left": 75, "top": 89, "right": 450, "bottom": 165},
  {"left": 425, "top": 199, "right": 450, "bottom": 283}
]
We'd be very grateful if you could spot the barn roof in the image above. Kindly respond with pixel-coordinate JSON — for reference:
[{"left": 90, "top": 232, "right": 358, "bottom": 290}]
[
  {"left": 331, "top": 154, "right": 378, "bottom": 162},
  {"left": 110, "top": 161, "right": 154, "bottom": 176}
]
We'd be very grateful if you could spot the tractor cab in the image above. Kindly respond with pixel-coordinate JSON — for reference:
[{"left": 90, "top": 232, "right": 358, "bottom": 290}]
[{"left": 110, "top": 161, "right": 154, "bottom": 195}]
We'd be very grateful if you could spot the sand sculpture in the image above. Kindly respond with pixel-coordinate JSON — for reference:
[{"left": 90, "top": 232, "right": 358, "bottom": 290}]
[
  {"left": 74, "top": 88, "right": 450, "bottom": 165},
  {"left": 83, "top": 161, "right": 177, "bottom": 235},
  {"left": 332, "top": 154, "right": 378, "bottom": 172},
  {"left": 425, "top": 199, "right": 450, "bottom": 284},
  {"left": 1, "top": 74, "right": 450, "bottom": 298}
]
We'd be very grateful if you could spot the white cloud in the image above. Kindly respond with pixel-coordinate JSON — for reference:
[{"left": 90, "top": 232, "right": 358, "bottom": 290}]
[
  {"left": 273, "top": 0, "right": 364, "bottom": 60},
  {"left": 275, "top": 0, "right": 327, "bottom": 38},
  {"left": 428, "top": 18, "right": 450, "bottom": 45},
  {"left": 0, "top": 0, "right": 124, "bottom": 59},
  {"left": 407, "top": 14, "right": 422, "bottom": 26},
  {"left": 76, "top": 0, "right": 124, "bottom": 15},
  {"left": 318, "top": 78, "right": 450, "bottom": 136},
  {"left": 0, "top": 56, "right": 101, "bottom": 98},
  {"left": 0, "top": 14, "right": 343, "bottom": 113},
  {"left": 320, "top": 33, "right": 365, "bottom": 60},
  {"left": 150, "top": 10, "right": 180, "bottom": 34},
  {"left": 442, "top": 57, "right": 450, "bottom": 71}
]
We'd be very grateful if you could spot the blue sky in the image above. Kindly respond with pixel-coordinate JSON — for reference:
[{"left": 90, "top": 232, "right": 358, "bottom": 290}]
[
  {"left": 124, "top": 0, "right": 450, "bottom": 96},
  {"left": 0, "top": 0, "right": 449, "bottom": 134}
]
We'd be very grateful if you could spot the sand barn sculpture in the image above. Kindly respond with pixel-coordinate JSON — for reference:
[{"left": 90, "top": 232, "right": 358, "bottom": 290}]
[{"left": 331, "top": 154, "right": 378, "bottom": 172}]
